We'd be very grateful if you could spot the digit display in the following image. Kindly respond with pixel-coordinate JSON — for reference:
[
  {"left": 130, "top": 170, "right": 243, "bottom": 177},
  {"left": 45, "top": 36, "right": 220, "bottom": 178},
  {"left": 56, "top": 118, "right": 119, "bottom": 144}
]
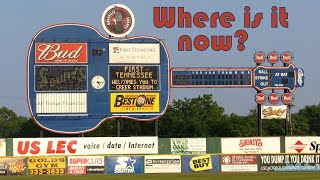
[{"left": 35, "top": 66, "right": 87, "bottom": 91}]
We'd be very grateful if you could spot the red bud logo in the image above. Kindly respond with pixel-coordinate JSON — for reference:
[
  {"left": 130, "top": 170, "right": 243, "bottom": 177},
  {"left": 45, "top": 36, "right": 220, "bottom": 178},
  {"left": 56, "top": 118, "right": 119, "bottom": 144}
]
[
  {"left": 267, "top": 51, "right": 279, "bottom": 64},
  {"left": 281, "top": 51, "right": 292, "bottom": 64},
  {"left": 255, "top": 93, "right": 266, "bottom": 104},
  {"left": 282, "top": 93, "right": 293, "bottom": 105},
  {"left": 268, "top": 93, "right": 279, "bottom": 104},
  {"left": 254, "top": 52, "right": 265, "bottom": 64}
]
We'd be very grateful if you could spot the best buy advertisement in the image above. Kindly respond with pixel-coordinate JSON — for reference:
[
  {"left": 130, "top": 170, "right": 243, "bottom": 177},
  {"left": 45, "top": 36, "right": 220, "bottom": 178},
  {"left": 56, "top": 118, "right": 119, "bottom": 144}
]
[
  {"left": 182, "top": 155, "right": 220, "bottom": 173},
  {"left": 110, "top": 93, "right": 160, "bottom": 113}
]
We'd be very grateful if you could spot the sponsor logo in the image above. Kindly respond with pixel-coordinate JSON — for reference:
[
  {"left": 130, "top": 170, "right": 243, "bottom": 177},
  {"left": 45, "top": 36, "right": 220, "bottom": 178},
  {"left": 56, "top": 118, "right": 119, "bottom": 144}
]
[
  {"left": 281, "top": 51, "right": 292, "bottom": 64},
  {"left": 297, "top": 69, "right": 304, "bottom": 86},
  {"left": 290, "top": 140, "right": 307, "bottom": 153},
  {"left": 189, "top": 155, "right": 212, "bottom": 172},
  {"left": 113, "top": 47, "right": 120, "bottom": 53},
  {"left": 222, "top": 156, "right": 231, "bottom": 164},
  {"left": 282, "top": 93, "right": 293, "bottom": 105},
  {"left": 267, "top": 51, "right": 279, "bottom": 64},
  {"left": 239, "top": 139, "right": 263, "bottom": 147},
  {"left": 262, "top": 106, "right": 286, "bottom": 117},
  {"left": 255, "top": 93, "right": 266, "bottom": 104},
  {"left": 145, "top": 159, "right": 180, "bottom": 166},
  {"left": 268, "top": 93, "right": 279, "bottom": 104},
  {"left": 254, "top": 52, "right": 265, "bottom": 64},
  {"left": 35, "top": 43, "right": 87, "bottom": 63},
  {"left": 114, "top": 157, "right": 136, "bottom": 174},
  {"left": 68, "top": 157, "right": 104, "bottom": 165},
  {"left": 110, "top": 93, "right": 160, "bottom": 113},
  {"left": 101, "top": 4, "right": 135, "bottom": 37}
]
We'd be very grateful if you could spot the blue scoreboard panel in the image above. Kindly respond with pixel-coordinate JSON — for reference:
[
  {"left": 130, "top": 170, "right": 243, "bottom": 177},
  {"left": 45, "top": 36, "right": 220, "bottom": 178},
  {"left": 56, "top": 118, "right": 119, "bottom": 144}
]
[{"left": 171, "top": 68, "right": 252, "bottom": 88}]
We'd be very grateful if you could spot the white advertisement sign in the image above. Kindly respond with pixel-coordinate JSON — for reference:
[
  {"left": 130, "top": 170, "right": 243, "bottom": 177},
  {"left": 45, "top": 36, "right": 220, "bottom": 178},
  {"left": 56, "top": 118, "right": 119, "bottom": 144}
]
[
  {"left": 171, "top": 138, "right": 206, "bottom": 154},
  {"left": 109, "top": 43, "right": 160, "bottom": 64},
  {"left": 36, "top": 93, "right": 87, "bottom": 114},
  {"left": 144, "top": 155, "right": 181, "bottom": 173},
  {"left": 221, "top": 137, "right": 281, "bottom": 154},
  {"left": 285, "top": 136, "right": 320, "bottom": 153},
  {"left": 13, "top": 137, "right": 158, "bottom": 156},
  {"left": 221, "top": 154, "right": 258, "bottom": 172},
  {"left": 0, "top": 139, "right": 5, "bottom": 156},
  {"left": 261, "top": 105, "right": 287, "bottom": 119}
]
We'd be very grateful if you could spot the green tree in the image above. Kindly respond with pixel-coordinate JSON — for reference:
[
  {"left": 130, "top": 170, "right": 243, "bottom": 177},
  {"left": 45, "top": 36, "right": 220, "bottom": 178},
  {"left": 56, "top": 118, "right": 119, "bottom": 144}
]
[
  {"left": 0, "top": 107, "right": 27, "bottom": 138},
  {"left": 158, "top": 94, "right": 226, "bottom": 137}
]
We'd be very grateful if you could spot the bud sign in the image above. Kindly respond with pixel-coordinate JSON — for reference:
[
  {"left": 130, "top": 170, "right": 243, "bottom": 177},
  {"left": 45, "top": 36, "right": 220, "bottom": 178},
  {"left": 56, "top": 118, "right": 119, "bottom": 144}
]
[
  {"left": 255, "top": 93, "right": 266, "bottom": 104},
  {"left": 267, "top": 51, "right": 279, "bottom": 64},
  {"left": 268, "top": 92, "right": 280, "bottom": 104}
]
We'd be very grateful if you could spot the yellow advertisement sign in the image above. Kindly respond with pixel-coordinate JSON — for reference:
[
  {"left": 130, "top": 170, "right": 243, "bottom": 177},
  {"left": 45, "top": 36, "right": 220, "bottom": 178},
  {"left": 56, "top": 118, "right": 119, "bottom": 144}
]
[
  {"left": 28, "top": 156, "right": 66, "bottom": 175},
  {"left": 189, "top": 154, "right": 213, "bottom": 172},
  {"left": 110, "top": 93, "right": 160, "bottom": 113}
]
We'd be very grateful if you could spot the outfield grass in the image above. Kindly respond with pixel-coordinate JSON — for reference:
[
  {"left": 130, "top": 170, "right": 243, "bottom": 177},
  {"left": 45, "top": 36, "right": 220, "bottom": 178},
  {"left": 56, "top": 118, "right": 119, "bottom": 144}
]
[{"left": 0, "top": 173, "right": 320, "bottom": 180}]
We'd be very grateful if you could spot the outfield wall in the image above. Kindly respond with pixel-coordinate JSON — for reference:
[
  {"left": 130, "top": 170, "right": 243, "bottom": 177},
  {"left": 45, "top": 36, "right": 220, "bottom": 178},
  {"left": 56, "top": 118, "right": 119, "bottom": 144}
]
[{"left": 0, "top": 136, "right": 319, "bottom": 175}]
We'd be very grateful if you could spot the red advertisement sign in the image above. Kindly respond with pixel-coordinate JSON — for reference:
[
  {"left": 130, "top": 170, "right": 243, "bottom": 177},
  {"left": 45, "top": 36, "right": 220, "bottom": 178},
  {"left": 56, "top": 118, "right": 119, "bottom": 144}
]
[{"left": 35, "top": 43, "right": 87, "bottom": 63}]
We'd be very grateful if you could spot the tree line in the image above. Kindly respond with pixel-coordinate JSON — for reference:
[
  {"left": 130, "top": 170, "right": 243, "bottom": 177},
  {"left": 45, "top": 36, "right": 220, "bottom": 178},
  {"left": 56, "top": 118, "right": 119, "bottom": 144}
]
[{"left": 0, "top": 94, "right": 319, "bottom": 138}]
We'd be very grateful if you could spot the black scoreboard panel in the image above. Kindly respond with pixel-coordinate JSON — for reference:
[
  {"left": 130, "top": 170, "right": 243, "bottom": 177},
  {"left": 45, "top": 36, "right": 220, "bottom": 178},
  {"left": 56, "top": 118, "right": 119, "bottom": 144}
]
[
  {"left": 171, "top": 69, "right": 252, "bottom": 87},
  {"left": 109, "top": 65, "right": 160, "bottom": 91},
  {"left": 35, "top": 66, "right": 87, "bottom": 91}
]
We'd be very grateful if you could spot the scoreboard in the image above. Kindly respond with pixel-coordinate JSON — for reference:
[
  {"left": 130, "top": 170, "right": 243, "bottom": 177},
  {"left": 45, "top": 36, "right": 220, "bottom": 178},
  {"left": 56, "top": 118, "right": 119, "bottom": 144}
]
[
  {"left": 172, "top": 64, "right": 303, "bottom": 92},
  {"left": 27, "top": 24, "right": 170, "bottom": 133},
  {"left": 171, "top": 68, "right": 252, "bottom": 88}
]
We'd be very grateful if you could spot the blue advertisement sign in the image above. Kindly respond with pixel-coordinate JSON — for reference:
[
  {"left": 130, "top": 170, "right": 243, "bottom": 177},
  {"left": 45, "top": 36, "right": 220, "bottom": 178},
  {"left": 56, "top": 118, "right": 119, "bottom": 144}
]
[
  {"left": 182, "top": 155, "right": 220, "bottom": 173},
  {"left": 27, "top": 24, "right": 170, "bottom": 133},
  {"left": 106, "top": 156, "right": 144, "bottom": 174}
]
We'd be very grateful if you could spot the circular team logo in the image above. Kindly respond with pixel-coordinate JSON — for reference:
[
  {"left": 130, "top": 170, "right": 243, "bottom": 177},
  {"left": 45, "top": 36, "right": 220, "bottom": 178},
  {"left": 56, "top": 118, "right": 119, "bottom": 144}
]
[
  {"left": 281, "top": 51, "right": 293, "bottom": 64},
  {"left": 267, "top": 51, "right": 279, "bottom": 64},
  {"left": 282, "top": 93, "right": 294, "bottom": 105},
  {"left": 101, "top": 4, "right": 135, "bottom": 37},
  {"left": 268, "top": 92, "right": 280, "bottom": 104},
  {"left": 254, "top": 52, "right": 265, "bottom": 64},
  {"left": 255, "top": 93, "right": 266, "bottom": 104}
]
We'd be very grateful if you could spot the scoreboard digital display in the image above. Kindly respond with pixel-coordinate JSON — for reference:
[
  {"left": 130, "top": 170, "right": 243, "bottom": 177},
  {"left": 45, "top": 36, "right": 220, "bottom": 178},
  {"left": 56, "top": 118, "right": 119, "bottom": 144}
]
[
  {"left": 171, "top": 68, "right": 252, "bottom": 87},
  {"left": 35, "top": 66, "right": 87, "bottom": 91},
  {"left": 109, "top": 65, "right": 160, "bottom": 91}
]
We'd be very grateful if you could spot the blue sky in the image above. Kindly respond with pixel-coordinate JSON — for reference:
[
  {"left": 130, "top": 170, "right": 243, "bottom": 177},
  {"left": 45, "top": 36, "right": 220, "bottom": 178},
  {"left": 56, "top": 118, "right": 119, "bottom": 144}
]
[{"left": 0, "top": 0, "right": 318, "bottom": 117}]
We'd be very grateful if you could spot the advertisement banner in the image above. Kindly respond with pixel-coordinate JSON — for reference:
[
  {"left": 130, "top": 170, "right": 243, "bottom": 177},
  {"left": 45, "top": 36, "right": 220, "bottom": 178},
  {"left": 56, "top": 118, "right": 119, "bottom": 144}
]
[
  {"left": 171, "top": 138, "right": 206, "bottom": 155},
  {"left": 0, "top": 139, "right": 5, "bottom": 156},
  {"left": 110, "top": 93, "right": 160, "bottom": 113},
  {"left": 260, "top": 154, "right": 320, "bottom": 172},
  {"left": 261, "top": 105, "right": 287, "bottom": 119},
  {"left": 28, "top": 156, "right": 66, "bottom": 175},
  {"left": 221, "top": 137, "right": 281, "bottom": 154},
  {"left": 0, "top": 158, "right": 27, "bottom": 176},
  {"left": 144, "top": 155, "right": 181, "bottom": 173},
  {"left": 109, "top": 43, "right": 160, "bottom": 64},
  {"left": 67, "top": 156, "right": 104, "bottom": 175},
  {"left": 285, "top": 137, "right": 320, "bottom": 153},
  {"left": 182, "top": 154, "right": 220, "bottom": 173},
  {"left": 35, "top": 43, "right": 88, "bottom": 63},
  {"left": 221, "top": 154, "right": 258, "bottom": 172},
  {"left": 106, "top": 156, "right": 143, "bottom": 174},
  {"left": 13, "top": 137, "right": 158, "bottom": 156}
]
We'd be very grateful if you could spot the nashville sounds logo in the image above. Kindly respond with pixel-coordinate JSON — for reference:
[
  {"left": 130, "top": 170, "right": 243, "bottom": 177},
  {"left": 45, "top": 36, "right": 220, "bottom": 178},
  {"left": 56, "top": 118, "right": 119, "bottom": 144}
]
[{"left": 101, "top": 4, "right": 135, "bottom": 37}]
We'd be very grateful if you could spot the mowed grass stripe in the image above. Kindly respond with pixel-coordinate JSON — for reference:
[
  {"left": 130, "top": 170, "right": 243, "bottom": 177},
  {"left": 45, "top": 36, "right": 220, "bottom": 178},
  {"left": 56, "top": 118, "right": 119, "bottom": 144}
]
[{"left": 0, "top": 173, "right": 320, "bottom": 180}]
